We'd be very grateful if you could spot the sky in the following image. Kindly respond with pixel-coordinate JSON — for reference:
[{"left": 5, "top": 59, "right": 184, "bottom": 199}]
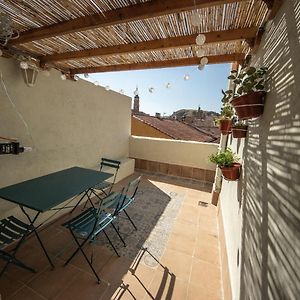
[{"left": 80, "top": 63, "right": 230, "bottom": 116}]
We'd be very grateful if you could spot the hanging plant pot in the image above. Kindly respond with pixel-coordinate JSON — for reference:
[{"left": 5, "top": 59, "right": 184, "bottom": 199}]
[
  {"left": 219, "top": 119, "right": 232, "bottom": 135},
  {"left": 232, "top": 125, "right": 248, "bottom": 138},
  {"left": 220, "top": 163, "right": 241, "bottom": 180},
  {"left": 231, "top": 91, "right": 266, "bottom": 120}
]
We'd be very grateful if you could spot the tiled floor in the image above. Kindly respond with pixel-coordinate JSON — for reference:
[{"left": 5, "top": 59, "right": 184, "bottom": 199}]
[{"left": 0, "top": 173, "right": 222, "bottom": 300}]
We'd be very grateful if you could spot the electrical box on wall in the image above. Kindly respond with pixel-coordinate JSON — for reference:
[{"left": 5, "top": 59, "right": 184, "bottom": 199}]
[{"left": 0, "top": 142, "right": 27, "bottom": 155}]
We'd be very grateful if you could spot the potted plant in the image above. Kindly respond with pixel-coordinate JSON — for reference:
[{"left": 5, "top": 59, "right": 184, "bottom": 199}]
[
  {"left": 209, "top": 148, "right": 241, "bottom": 180},
  {"left": 215, "top": 91, "right": 235, "bottom": 135},
  {"left": 225, "top": 66, "right": 268, "bottom": 120},
  {"left": 232, "top": 121, "right": 248, "bottom": 138}
]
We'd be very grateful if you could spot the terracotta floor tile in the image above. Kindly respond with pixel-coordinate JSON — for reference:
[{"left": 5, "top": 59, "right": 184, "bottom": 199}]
[
  {"left": 27, "top": 258, "right": 79, "bottom": 299},
  {"left": 166, "top": 233, "right": 196, "bottom": 256},
  {"left": 187, "top": 281, "right": 222, "bottom": 300},
  {"left": 8, "top": 286, "right": 47, "bottom": 300},
  {"left": 54, "top": 271, "right": 109, "bottom": 300},
  {"left": 171, "top": 221, "right": 198, "bottom": 242},
  {"left": 160, "top": 249, "right": 192, "bottom": 282},
  {"left": 189, "top": 258, "right": 221, "bottom": 293},
  {"left": 146, "top": 269, "right": 188, "bottom": 300},
  {"left": 0, "top": 273, "right": 24, "bottom": 299}
]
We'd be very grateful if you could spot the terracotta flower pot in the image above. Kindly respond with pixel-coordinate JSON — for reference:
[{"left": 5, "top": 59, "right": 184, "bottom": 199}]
[
  {"left": 219, "top": 119, "right": 232, "bottom": 135},
  {"left": 232, "top": 125, "right": 248, "bottom": 138},
  {"left": 220, "top": 163, "right": 241, "bottom": 180},
  {"left": 231, "top": 91, "right": 266, "bottom": 120}
]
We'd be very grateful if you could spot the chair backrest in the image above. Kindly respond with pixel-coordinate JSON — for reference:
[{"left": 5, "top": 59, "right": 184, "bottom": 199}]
[
  {"left": 117, "top": 176, "right": 141, "bottom": 211},
  {"left": 96, "top": 191, "right": 122, "bottom": 217},
  {"left": 99, "top": 158, "right": 121, "bottom": 185}
]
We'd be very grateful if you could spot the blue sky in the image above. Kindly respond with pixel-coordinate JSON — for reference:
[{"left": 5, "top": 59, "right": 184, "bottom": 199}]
[{"left": 80, "top": 63, "right": 230, "bottom": 116}]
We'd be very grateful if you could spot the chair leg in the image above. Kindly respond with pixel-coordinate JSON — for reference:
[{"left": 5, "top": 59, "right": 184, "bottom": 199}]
[
  {"left": 102, "top": 229, "right": 120, "bottom": 257},
  {"left": 124, "top": 209, "right": 137, "bottom": 230},
  {"left": 66, "top": 230, "right": 101, "bottom": 284},
  {"left": 110, "top": 222, "right": 126, "bottom": 247}
]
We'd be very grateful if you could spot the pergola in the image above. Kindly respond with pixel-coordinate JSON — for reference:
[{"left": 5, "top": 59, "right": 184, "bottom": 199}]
[{"left": 0, "top": 0, "right": 283, "bottom": 78}]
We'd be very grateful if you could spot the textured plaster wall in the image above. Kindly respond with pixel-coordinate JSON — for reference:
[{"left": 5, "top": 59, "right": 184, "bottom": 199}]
[
  {"left": 219, "top": 1, "right": 300, "bottom": 299},
  {"left": 0, "top": 57, "right": 131, "bottom": 221},
  {"left": 129, "top": 135, "right": 218, "bottom": 171}
]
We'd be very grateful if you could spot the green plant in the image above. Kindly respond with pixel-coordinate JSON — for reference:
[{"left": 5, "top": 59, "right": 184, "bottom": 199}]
[
  {"left": 224, "top": 66, "right": 268, "bottom": 100},
  {"left": 209, "top": 148, "right": 239, "bottom": 168}
]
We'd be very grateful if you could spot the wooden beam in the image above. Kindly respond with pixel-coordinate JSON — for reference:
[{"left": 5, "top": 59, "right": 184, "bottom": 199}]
[
  {"left": 40, "top": 27, "right": 257, "bottom": 64},
  {"left": 70, "top": 53, "right": 245, "bottom": 74},
  {"left": 11, "top": 0, "right": 245, "bottom": 45}
]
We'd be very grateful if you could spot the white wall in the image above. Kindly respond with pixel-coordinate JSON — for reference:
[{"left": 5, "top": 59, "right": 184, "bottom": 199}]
[
  {"left": 129, "top": 135, "right": 218, "bottom": 171},
  {"left": 0, "top": 57, "right": 131, "bottom": 221},
  {"left": 219, "top": 1, "right": 300, "bottom": 299}
]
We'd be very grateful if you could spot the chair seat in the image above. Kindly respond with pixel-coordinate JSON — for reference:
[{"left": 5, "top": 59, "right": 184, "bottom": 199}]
[
  {"left": 109, "top": 194, "right": 133, "bottom": 212},
  {"left": 93, "top": 180, "right": 111, "bottom": 191},
  {"left": 63, "top": 208, "right": 114, "bottom": 238}
]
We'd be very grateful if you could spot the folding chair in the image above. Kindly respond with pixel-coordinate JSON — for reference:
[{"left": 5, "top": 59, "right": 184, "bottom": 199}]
[
  {"left": 71, "top": 158, "right": 121, "bottom": 213},
  {"left": 94, "top": 158, "right": 121, "bottom": 196},
  {"left": 62, "top": 192, "right": 126, "bottom": 283},
  {"left": 0, "top": 216, "right": 35, "bottom": 276},
  {"left": 111, "top": 176, "right": 141, "bottom": 231}
]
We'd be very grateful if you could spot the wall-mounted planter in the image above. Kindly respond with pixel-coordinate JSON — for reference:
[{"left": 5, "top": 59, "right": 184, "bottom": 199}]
[
  {"left": 231, "top": 91, "right": 266, "bottom": 120},
  {"left": 220, "top": 163, "right": 241, "bottom": 180},
  {"left": 219, "top": 119, "right": 232, "bottom": 135},
  {"left": 232, "top": 125, "right": 248, "bottom": 138}
]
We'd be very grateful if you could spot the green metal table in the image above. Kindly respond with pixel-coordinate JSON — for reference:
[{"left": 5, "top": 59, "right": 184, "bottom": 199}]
[{"left": 0, "top": 166, "right": 112, "bottom": 269}]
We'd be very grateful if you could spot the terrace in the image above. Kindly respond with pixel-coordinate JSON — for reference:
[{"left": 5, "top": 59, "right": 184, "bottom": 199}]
[{"left": 0, "top": 1, "right": 299, "bottom": 300}]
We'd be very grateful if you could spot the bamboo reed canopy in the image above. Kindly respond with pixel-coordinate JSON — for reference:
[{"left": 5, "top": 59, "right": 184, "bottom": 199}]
[{"left": 0, "top": 0, "right": 282, "bottom": 75}]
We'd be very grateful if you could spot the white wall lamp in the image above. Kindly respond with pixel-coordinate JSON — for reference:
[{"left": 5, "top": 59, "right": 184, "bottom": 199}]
[{"left": 20, "top": 61, "right": 39, "bottom": 87}]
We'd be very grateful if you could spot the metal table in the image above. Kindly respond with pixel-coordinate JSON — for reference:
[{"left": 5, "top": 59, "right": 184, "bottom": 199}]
[{"left": 0, "top": 166, "right": 112, "bottom": 269}]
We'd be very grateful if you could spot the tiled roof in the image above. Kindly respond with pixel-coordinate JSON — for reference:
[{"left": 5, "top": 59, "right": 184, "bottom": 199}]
[{"left": 133, "top": 115, "right": 218, "bottom": 143}]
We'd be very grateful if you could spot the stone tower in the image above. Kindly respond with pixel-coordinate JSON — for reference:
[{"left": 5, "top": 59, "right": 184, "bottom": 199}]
[{"left": 133, "top": 87, "right": 139, "bottom": 112}]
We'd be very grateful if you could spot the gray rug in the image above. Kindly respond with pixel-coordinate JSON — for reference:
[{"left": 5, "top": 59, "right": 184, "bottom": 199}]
[{"left": 96, "top": 179, "right": 184, "bottom": 268}]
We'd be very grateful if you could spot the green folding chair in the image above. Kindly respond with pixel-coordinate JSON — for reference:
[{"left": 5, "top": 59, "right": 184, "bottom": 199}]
[
  {"left": 110, "top": 176, "right": 141, "bottom": 231},
  {"left": 62, "top": 192, "right": 126, "bottom": 283},
  {"left": 0, "top": 216, "right": 35, "bottom": 276}
]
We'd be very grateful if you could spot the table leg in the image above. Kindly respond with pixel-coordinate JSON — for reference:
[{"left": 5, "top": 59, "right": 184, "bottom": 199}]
[{"left": 20, "top": 206, "right": 55, "bottom": 269}]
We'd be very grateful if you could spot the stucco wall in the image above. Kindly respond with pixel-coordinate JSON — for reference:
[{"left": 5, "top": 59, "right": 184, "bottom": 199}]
[
  {"left": 0, "top": 57, "right": 131, "bottom": 221},
  {"left": 219, "top": 1, "right": 300, "bottom": 299},
  {"left": 129, "top": 135, "right": 218, "bottom": 171},
  {"left": 131, "top": 116, "right": 171, "bottom": 139}
]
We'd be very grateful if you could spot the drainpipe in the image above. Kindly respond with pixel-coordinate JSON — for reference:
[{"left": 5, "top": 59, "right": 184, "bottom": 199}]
[{"left": 211, "top": 62, "right": 240, "bottom": 206}]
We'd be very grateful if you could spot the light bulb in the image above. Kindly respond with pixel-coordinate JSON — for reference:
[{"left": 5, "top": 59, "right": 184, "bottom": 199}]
[
  {"left": 61, "top": 74, "right": 67, "bottom": 80},
  {"left": 119, "top": 89, "right": 124, "bottom": 94},
  {"left": 134, "top": 88, "right": 139, "bottom": 96},
  {"left": 196, "top": 48, "right": 205, "bottom": 57},
  {"left": 20, "top": 61, "right": 28, "bottom": 70},
  {"left": 166, "top": 83, "right": 171, "bottom": 89},
  {"left": 105, "top": 85, "right": 110, "bottom": 90},
  {"left": 0, "top": 49, "right": 3, "bottom": 56},
  {"left": 198, "top": 64, "right": 205, "bottom": 71},
  {"left": 196, "top": 34, "right": 206, "bottom": 46},
  {"left": 184, "top": 74, "right": 190, "bottom": 81},
  {"left": 148, "top": 87, "right": 154, "bottom": 93},
  {"left": 94, "top": 81, "right": 99, "bottom": 86},
  {"left": 84, "top": 73, "right": 89, "bottom": 78},
  {"left": 74, "top": 75, "right": 79, "bottom": 81},
  {"left": 191, "top": 13, "right": 201, "bottom": 27},
  {"left": 200, "top": 56, "right": 209, "bottom": 65}
]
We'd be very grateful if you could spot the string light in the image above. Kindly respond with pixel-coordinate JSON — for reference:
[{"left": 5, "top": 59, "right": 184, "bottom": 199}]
[
  {"left": 148, "top": 87, "right": 154, "bottom": 93},
  {"left": 196, "top": 34, "right": 206, "bottom": 46},
  {"left": 200, "top": 56, "right": 209, "bottom": 65},
  {"left": 105, "top": 85, "right": 110, "bottom": 90},
  {"left": 93, "top": 81, "right": 99, "bottom": 86},
  {"left": 184, "top": 74, "right": 190, "bottom": 81},
  {"left": 119, "top": 89, "right": 125, "bottom": 94},
  {"left": 84, "top": 73, "right": 89, "bottom": 78},
  {"left": 166, "top": 82, "right": 171, "bottom": 89},
  {"left": 74, "top": 75, "right": 79, "bottom": 81},
  {"left": 196, "top": 48, "right": 205, "bottom": 57},
  {"left": 198, "top": 64, "right": 205, "bottom": 71},
  {"left": 61, "top": 74, "right": 67, "bottom": 80}
]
